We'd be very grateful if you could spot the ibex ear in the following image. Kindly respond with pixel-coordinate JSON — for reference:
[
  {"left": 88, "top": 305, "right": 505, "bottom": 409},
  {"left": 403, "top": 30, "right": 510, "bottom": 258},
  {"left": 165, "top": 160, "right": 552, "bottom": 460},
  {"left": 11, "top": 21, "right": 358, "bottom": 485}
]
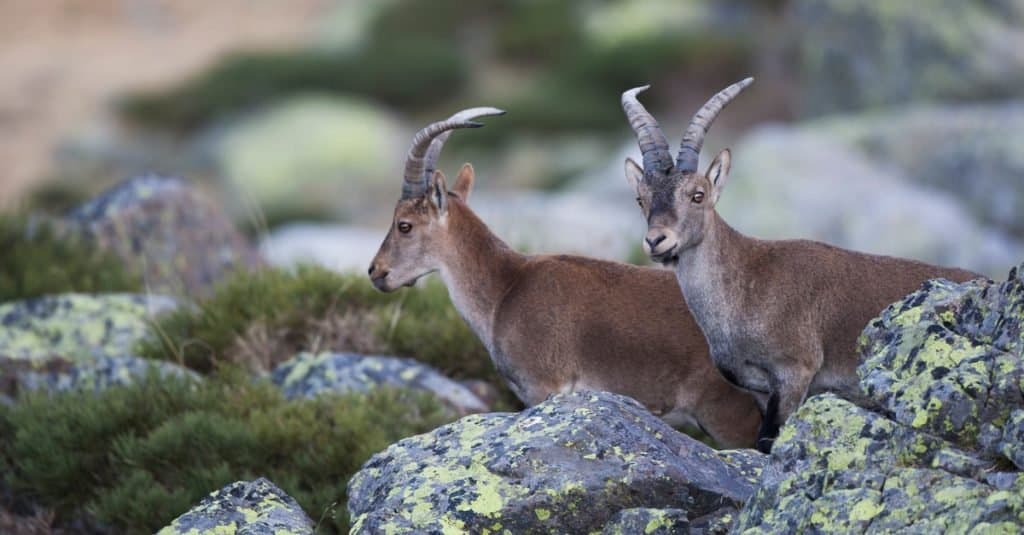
[
  {"left": 428, "top": 170, "right": 448, "bottom": 214},
  {"left": 452, "top": 163, "right": 475, "bottom": 200},
  {"left": 624, "top": 158, "right": 644, "bottom": 194},
  {"left": 706, "top": 149, "right": 732, "bottom": 204}
]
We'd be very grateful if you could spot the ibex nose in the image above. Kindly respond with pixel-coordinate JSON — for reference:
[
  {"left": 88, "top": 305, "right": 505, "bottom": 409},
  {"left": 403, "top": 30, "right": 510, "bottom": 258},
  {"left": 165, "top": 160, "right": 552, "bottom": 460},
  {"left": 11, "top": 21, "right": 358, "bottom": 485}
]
[{"left": 645, "top": 233, "right": 667, "bottom": 250}]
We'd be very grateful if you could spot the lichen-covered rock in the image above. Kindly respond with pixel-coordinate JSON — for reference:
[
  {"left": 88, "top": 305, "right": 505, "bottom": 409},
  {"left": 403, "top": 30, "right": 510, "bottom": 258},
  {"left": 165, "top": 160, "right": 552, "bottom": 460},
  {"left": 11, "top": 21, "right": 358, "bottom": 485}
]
[
  {"left": 271, "top": 352, "right": 489, "bottom": 414},
  {"left": 818, "top": 102, "right": 1024, "bottom": 237},
  {"left": 65, "top": 175, "right": 262, "bottom": 297},
  {"left": 737, "top": 263, "right": 1024, "bottom": 533},
  {"left": 0, "top": 355, "right": 197, "bottom": 400},
  {"left": 793, "top": 0, "right": 1024, "bottom": 116},
  {"left": 156, "top": 478, "right": 314, "bottom": 535},
  {"left": 216, "top": 95, "right": 404, "bottom": 222},
  {"left": 601, "top": 507, "right": 689, "bottom": 535},
  {"left": 720, "top": 126, "right": 1021, "bottom": 278},
  {"left": 347, "top": 391, "right": 765, "bottom": 533},
  {"left": 0, "top": 293, "right": 177, "bottom": 364}
]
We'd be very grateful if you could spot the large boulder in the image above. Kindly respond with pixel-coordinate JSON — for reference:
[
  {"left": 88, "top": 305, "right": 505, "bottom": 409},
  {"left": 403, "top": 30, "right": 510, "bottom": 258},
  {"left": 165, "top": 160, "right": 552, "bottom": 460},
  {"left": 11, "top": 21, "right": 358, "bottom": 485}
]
[
  {"left": 0, "top": 293, "right": 177, "bottom": 365},
  {"left": 817, "top": 101, "right": 1024, "bottom": 237},
  {"left": 792, "top": 0, "right": 1024, "bottom": 117},
  {"left": 737, "top": 263, "right": 1024, "bottom": 532},
  {"left": 718, "top": 126, "right": 1021, "bottom": 278},
  {"left": 347, "top": 391, "right": 765, "bottom": 533},
  {"left": 157, "top": 478, "right": 314, "bottom": 535},
  {"left": 215, "top": 94, "right": 404, "bottom": 224},
  {"left": 65, "top": 175, "right": 262, "bottom": 297},
  {"left": 271, "top": 352, "right": 489, "bottom": 414}
]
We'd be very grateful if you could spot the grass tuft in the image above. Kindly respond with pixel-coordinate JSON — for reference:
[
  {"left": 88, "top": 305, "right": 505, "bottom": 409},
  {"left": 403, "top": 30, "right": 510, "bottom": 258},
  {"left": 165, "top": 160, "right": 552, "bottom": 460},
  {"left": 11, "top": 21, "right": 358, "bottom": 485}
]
[{"left": 136, "top": 265, "right": 514, "bottom": 404}]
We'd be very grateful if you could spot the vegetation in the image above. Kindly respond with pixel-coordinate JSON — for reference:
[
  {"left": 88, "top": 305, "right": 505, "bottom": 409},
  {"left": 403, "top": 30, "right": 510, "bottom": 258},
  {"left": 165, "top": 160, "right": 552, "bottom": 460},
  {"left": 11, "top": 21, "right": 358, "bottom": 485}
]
[
  {"left": 0, "top": 371, "right": 452, "bottom": 533},
  {"left": 0, "top": 214, "right": 140, "bottom": 304},
  {"left": 119, "top": 40, "right": 468, "bottom": 131},
  {"left": 117, "top": 0, "right": 752, "bottom": 138},
  {"left": 137, "top": 265, "right": 514, "bottom": 404}
]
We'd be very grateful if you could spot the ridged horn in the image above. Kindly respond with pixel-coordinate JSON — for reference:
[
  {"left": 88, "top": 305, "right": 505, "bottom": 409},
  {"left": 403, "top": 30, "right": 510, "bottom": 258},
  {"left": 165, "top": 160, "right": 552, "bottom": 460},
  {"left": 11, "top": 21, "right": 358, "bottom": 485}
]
[
  {"left": 402, "top": 110, "right": 499, "bottom": 198},
  {"left": 676, "top": 77, "right": 754, "bottom": 174},
  {"left": 422, "top": 107, "right": 506, "bottom": 182},
  {"left": 621, "top": 85, "right": 673, "bottom": 176}
]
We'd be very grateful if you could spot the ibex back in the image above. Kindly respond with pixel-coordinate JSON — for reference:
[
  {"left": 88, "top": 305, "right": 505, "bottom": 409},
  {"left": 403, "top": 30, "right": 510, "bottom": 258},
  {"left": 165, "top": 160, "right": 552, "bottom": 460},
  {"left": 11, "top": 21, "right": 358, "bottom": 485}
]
[
  {"left": 368, "top": 109, "right": 761, "bottom": 448},
  {"left": 621, "top": 80, "right": 982, "bottom": 452}
]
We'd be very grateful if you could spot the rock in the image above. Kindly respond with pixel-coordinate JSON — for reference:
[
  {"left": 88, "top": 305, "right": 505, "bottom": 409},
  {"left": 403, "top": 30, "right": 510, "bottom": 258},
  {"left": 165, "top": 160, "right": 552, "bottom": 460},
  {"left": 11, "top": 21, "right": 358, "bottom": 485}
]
[
  {"left": 271, "top": 352, "right": 489, "bottom": 414},
  {"left": 0, "top": 355, "right": 197, "bottom": 401},
  {"left": 347, "top": 391, "right": 765, "bottom": 533},
  {"left": 0, "top": 294, "right": 177, "bottom": 365},
  {"left": 817, "top": 101, "right": 1024, "bottom": 237},
  {"left": 736, "top": 262, "right": 1024, "bottom": 532},
  {"left": 65, "top": 175, "right": 262, "bottom": 297},
  {"left": 156, "top": 478, "right": 313, "bottom": 535},
  {"left": 792, "top": 0, "right": 1024, "bottom": 116},
  {"left": 260, "top": 224, "right": 385, "bottom": 273},
  {"left": 601, "top": 508, "right": 690, "bottom": 535},
  {"left": 718, "top": 125, "right": 1021, "bottom": 278},
  {"left": 215, "top": 94, "right": 405, "bottom": 222}
]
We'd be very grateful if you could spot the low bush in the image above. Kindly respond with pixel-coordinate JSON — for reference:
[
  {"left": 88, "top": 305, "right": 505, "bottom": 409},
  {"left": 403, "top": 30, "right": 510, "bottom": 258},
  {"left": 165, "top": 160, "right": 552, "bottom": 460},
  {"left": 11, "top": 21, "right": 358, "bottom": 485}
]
[
  {"left": 0, "top": 215, "right": 141, "bottom": 304},
  {"left": 0, "top": 371, "right": 452, "bottom": 533},
  {"left": 119, "top": 41, "right": 467, "bottom": 131},
  {"left": 137, "top": 265, "right": 513, "bottom": 404}
]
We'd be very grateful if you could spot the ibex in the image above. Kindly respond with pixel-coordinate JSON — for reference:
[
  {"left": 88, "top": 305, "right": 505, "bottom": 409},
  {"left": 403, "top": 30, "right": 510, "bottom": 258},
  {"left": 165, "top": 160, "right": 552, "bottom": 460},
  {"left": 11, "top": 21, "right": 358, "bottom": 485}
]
[
  {"left": 621, "top": 79, "right": 982, "bottom": 452},
  {"left": 368, "top": 108, "right": 762, "bottom": 447}
]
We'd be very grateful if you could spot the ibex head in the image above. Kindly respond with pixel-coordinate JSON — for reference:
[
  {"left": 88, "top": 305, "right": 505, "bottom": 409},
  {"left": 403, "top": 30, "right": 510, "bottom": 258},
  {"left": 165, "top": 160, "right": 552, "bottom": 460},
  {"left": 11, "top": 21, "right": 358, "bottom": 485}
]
[
  {"left": 621, "top": 78, "right": 752, "bottom": 264},
  {"left": 368, "top": 108, "right": 504, "bottom": 292}
]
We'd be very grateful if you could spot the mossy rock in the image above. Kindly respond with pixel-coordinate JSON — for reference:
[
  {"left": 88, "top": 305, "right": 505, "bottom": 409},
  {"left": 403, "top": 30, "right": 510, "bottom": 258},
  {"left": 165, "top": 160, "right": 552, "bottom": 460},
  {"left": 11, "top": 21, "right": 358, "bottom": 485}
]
[
  {"left": 600, "top": 507, "right": 690, "bottom": 535},
  {"left": 347, "top": 390, "right": 765, "bottom": 533},
  {"left": 737, "top": 262, "right": 1024, "bottom": 532},
  {"left": 156, "top": 478, "right": 314, "bottom": 535},
  {"left": 272, "top": 352, "right": 489, "bottom": 414},
  {"left": 793, "top": 0, "right": 1024, "bottom": 116},
  {"left": 0, "top": 355, "right": 197, "bottom": 401},
  {"left": 215, "top": 94, "right": 404, "bottom": 222},
  {"left": 0, "top": 293, "right": 177, "bottom": 365},
  {"left": 66, "top": 175, "right": 262, "bottom": 297}
]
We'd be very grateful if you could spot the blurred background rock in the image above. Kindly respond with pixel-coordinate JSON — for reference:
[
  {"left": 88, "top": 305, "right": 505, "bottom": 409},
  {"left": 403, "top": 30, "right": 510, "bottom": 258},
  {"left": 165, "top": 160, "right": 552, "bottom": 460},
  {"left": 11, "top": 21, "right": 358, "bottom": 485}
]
[{"left": 2, "top": 0, "right": 1021, "bottom": 277}]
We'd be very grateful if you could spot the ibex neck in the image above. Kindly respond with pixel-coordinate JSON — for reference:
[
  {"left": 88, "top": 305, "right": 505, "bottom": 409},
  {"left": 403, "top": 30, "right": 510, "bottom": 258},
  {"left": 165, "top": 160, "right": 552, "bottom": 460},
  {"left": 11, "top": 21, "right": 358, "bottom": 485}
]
[
  {"left": 438, "top": 201, "right": 527, "bottom": 349},
  {"left": 676, "top": 212, "right": 755, "bottom": 322}
]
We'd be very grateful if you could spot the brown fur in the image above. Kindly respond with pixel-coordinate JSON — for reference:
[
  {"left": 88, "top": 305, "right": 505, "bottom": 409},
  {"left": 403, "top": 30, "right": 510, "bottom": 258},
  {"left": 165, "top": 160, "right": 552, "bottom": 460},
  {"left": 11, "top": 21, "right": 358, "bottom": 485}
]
[
  {"left": 370, "top": 164, "right": 762, "bottom": 447},
  {"left": 626, "top": 150, "right": 982, "bottom": 451}
]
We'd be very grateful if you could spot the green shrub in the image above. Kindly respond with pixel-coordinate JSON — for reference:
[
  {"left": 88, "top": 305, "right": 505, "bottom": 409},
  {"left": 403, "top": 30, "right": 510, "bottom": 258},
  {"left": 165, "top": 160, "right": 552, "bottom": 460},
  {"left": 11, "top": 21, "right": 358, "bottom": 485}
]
[
  {"left": 0, "top": 214, "right": 141, "bottom": 304},
  {"left": 138, "top": 265, "right": 512, "bottom": 403},
  {"left": 119, "top": 39, "right": 467, "bottom": 131},
  {"left": 0, "top": 372, "right": 451, "bottom": 533}
]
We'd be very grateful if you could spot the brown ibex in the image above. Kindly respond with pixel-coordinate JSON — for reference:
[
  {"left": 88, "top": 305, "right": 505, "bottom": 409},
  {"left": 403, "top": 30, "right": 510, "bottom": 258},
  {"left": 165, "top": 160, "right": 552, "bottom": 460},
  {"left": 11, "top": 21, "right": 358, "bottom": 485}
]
[
  {"left": 368, "top": 108, "right": 762, "bottom": 447},
  {"left": 621, "top": 79, "right": 982, "bottom": 452}
]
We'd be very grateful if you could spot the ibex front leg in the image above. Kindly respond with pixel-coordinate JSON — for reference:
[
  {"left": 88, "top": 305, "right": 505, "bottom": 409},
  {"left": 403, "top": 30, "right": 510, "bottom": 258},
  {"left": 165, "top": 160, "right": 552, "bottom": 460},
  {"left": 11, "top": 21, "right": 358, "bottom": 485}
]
[{"left": 757, "top": 358, "right": 817, "bottom": 453}]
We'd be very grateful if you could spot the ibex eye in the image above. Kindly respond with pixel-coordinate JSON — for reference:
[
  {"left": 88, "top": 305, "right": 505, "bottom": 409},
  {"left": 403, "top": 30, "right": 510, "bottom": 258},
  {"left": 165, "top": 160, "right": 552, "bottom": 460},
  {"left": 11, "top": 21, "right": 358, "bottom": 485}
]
[
  {"left": 397, "top": 222, "right": 412, "bottom": 233},
  {"left": 692, "top": 192, "right": 705, "bottom": 204},
  {"left": 636, "top": 197, "right": 643, "bottom": 207}
]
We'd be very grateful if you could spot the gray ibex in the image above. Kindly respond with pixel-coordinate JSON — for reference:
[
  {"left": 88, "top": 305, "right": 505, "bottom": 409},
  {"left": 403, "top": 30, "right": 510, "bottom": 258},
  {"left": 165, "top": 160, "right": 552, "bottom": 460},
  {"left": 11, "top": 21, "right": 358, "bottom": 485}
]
[
  {"left": 621, "top": 79, "right": 981, "bottom": 451},
  {"left": 368, "top": 108, "right": 762, "bottom": 447}
]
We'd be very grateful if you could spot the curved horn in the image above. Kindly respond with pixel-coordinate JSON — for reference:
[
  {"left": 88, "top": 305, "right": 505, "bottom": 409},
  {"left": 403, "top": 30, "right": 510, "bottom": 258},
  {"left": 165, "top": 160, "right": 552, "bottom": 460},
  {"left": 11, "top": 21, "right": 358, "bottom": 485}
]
[
  {"left": 676, "top": 77, "right": 754, "bottom": 174},
  {"left": 423, "top": 107, "right": 506, "bottom": 182},
  {"left": 402, "top": 110, "right": 499, "bottom": 198},
  {"left": 621, "top": 85, "right": 673, "bottom": 176}
]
